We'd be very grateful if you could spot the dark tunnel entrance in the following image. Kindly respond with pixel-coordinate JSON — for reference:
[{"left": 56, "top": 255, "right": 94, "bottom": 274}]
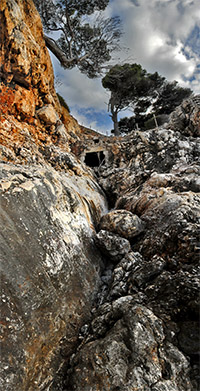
[{"left": 84, "top": 151, "right": 105, "bottom": 168}]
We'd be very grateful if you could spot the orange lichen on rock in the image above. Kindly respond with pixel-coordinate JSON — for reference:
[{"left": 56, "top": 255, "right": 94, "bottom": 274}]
[
  {"left": 0, "top": 0, "right": 94, "bottom": 165},
  {"left": 0, "top": 0, "right": 59, "bottom": 114},
  {"left": 0, "top": 0, "right": 65, "bottom": 161},
  {"left": 0, "top": 0, "right": 108, "bottom": 166},
  {"left": 0, "top": 85, "right": 15, "bottom": 118}
]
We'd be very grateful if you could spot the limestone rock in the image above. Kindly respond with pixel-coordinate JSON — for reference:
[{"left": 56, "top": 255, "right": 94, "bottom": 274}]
[
  {"left": 0, "top": 0, "right": 60, "bottom": 119},
  {"left": 87, "top": 97, "right": 200, "bottom": 206},
  {"left": 168, "top": 94, "right": 200, "bottom": 136},
  {"left": 0, "top": 163, "right": 107, "bottom": 391},
  {"left": 37, "top": 104, "right": 59, "bottom": 125},
  {"left": 65, "top": 96, "right": 200, "bottom": 391},
  {"left": 0, "top": 1, "right": 199, "bottom": 390},
  {"left": 95, "top": 230, "right": 131, "bottom": 263},
  {"left": 109, "top": 253, "right": 166, "bottom": 299},
  {"left": 99, "top": 209, "right": 145, "bottom": 239},
  {"left": 55, "top": 123, "right": 68, "bottom": 143},
  {"left": 66, "top": 304, "right": 192, "bottom": 391},
  {"left": 126, "top": 174, "right": 200, "bottom": 262},
  {"left": 0, "top": 0, "right": 86, "bottom": 165}
]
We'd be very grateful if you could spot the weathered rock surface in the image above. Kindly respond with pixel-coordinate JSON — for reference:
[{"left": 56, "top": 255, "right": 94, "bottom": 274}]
[
  {"left": 37, "top": 104, "right": 59, "bottom": 125},
  {"left": 0, "top": 0, "right": 92, "bottom": 166},
  {"left": 168, "top": 94, "right": 200, "bottom": 136},
  {"left": 0, "top": 0, "right": 59, "bottom": 118},
  {"left": 98, "top": 127, "right": 199, "bottom": 207},
  {"left": 66, "top": 303, "right": 192, "bottom": 391},
  {"left": 64, "top": 96, "right": 200, "bottom": 391},
  {"left": 0, "top": 1, "right": 199, "bottom": 391},
  {"left": 123, "top": 171, "right": 200, "bottom": 262},
  {"left": 99, "top": 209, "right": 145, "bottom": 239},
  {"left": 95, "top": 230, "right": 131, "bottom": 263},
  {"left": 0, "top": 2, "right": 109, "bottom": 390},
  {"left": 0, "top": 162, "right": 107, "bottom": 391}
]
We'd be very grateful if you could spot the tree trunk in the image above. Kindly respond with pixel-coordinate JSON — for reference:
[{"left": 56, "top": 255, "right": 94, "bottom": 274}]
[
  {"left": 44, "top": 35, "right": 75, "bottom": 68},
  {"left": 112, "top": 110, "right": 120, "bottom": 136},
  {"left": 110, "top": 95, "right": 120, "bottom": 136}
]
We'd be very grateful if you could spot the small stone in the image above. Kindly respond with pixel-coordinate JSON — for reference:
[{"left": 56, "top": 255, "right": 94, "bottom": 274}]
[
  {"left": 56, "top": 123, "right": 67, "bottom": 142},
  {"left": 37, "top": 104, "right": 59, "bottom": 125},
  {"left": 95, "top": 230, "right": 131, "bottom": 263},
  {"left": 99, "top": 209, "right": 145, "bottom": 239}
]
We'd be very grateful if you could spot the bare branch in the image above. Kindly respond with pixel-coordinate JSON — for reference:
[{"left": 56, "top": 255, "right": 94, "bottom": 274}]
[{"left": 44, "top": 35, "right": 76, "bottom": 67}]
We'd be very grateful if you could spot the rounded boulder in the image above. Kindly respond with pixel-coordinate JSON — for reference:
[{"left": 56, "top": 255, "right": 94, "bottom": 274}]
[{"left": 99, "top": 210, "right": 145, "bottom": 240}]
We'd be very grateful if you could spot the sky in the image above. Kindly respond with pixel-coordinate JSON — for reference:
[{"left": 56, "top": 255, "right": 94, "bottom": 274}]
[{"left": 50, "top": 0, "right": 200, "bottom": 135}]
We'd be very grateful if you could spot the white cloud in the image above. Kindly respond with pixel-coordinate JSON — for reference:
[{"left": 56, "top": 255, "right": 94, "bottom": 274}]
[
  {"left": 95, "top": 0, "right": 200, "bottom": 95},
  {"left": 52, "top": 56, "right": 108, "bottom": 111}
]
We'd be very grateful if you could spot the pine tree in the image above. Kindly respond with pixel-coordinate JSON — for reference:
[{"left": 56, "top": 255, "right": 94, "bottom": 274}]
[
  {"left": 34, "top": 0, "right": 121, "bottom": 78},
  {"left": 102, "top": 63, "right": 192, "bottom": 135}
]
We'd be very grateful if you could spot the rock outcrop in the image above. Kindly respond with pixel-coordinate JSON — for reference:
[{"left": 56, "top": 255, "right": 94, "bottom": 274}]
[
  {"left": 0, "top": 0, "right": 90, "bottom": 165},
  {"left": 0, "top": 163, "right": 107, "bottom": 391},
  {"left": 0, "top": 0, "right": 59, "bottom": 118},
  {"left": 0, "top": 1, "right": 199, "bottom": 391},
  {"left": 0, "top": 1, "right": 108, "bottom": 390},
  {"left": 63, "top": 96, "right": 199, "bottom": 391}
]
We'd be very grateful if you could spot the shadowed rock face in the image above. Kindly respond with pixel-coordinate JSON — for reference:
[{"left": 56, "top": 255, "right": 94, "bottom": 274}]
[
  {"left": 0, "top": 1, "right": 199, "bottom": 391},
  {"left": 67, "top": 303, "right": 192, "bottom": 391},
  {"left": 95, "top": 230, "right": 131, "bottom": 263}
]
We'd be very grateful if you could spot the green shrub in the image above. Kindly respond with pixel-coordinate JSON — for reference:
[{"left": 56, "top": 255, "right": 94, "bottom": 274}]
[{"left": 57, "top": 93, "right": 70, "bottom": 112}]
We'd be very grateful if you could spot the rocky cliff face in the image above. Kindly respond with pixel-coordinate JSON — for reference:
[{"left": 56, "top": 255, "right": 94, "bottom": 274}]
[
  {"left": 65, "top": 97, "right": 199, "bottom": 391},
  {"left": 0, "top": 0, "right": 87, "bottom": 165},
  {"left": 0, "top": 1, "right": 107, "bottom": 390},
  {"left": 0, "top": 1, "right": 199, "bottom": 391},
  {"left": 0, "top": 163, "right": 108, "bottom": 391},
  {"left": 0, "top": 0, "right": 59, "bottom": 117}
]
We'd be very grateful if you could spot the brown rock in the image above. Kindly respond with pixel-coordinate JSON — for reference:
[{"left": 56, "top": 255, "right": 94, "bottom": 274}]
[
  {"left": 0, "top": 0, "right": 87, "bottom": 166},
  {"left": 0, "top": 0, "right": 60, "bottom": 119},
  {"left": 99, "top": 209, "right": 145, "bottom": 239},
  {"left": 37, "top": 104, "right": 59, "bottom": 125}
]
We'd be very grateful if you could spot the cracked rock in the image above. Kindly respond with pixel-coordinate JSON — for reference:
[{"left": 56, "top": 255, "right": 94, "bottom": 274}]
[
  {"left": 99, "top": 209, "right": 145, "bottom": 239},
  {"left": 95, "top": 230, "right": 131, "bottom": 263}
]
